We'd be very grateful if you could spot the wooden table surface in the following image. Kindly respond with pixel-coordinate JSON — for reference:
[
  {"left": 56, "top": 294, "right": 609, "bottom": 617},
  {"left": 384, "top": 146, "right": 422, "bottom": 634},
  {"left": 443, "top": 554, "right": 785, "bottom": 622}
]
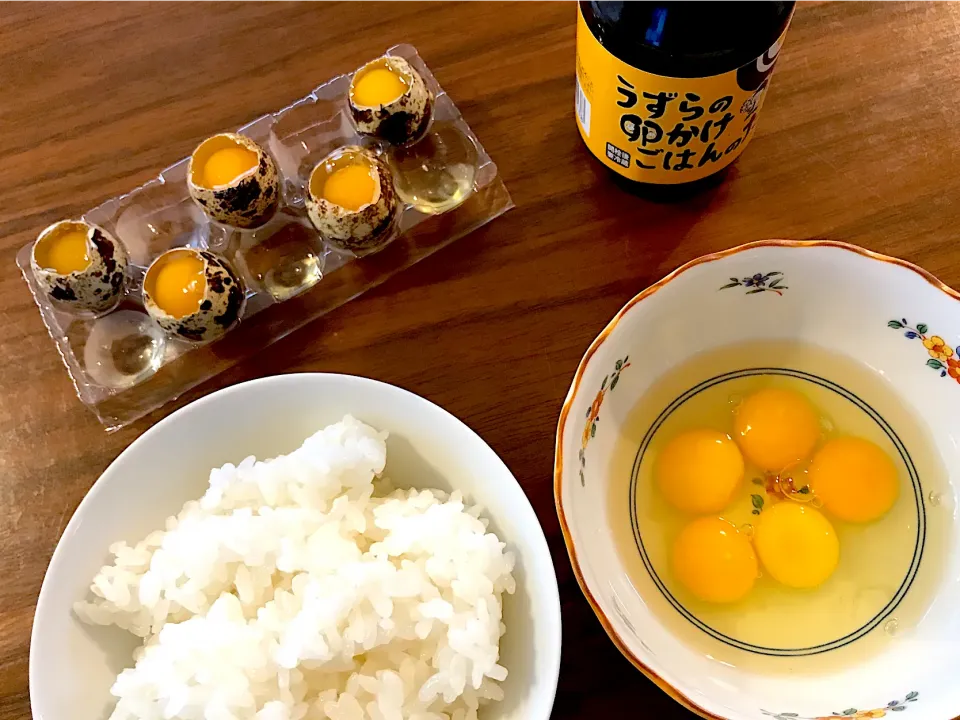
[{"left": 3, "top": 2, "right": 960, "bottom": 718}]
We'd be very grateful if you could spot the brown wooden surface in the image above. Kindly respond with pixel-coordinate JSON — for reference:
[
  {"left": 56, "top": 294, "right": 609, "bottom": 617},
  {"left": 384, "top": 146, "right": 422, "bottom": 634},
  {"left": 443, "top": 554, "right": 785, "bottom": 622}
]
[{"left": 2, "top": 2, "right": 960, "bottom": 717}]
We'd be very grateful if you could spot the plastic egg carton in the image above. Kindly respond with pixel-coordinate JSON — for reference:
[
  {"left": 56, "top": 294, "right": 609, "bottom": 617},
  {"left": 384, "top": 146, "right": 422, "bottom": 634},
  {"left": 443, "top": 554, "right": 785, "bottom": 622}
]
[{"left": 16, "top": 44, "right": 513, "bottom": 430}]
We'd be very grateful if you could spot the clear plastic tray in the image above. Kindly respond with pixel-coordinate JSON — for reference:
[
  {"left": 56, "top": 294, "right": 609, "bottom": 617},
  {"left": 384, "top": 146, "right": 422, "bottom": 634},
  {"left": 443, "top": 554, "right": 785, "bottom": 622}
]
[{"left": 17, "top": 44, "right": 513, "bottom": 430}]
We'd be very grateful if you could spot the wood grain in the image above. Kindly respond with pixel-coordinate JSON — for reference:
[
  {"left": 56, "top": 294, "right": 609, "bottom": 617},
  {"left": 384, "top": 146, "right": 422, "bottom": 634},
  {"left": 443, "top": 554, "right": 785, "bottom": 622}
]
[{"left": 2, "top": 2, "right": 960, "bottom": 717}]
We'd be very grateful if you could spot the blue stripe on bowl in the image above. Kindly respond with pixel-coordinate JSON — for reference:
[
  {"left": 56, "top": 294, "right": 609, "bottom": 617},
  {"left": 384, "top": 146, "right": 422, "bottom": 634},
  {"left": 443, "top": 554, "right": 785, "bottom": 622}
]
[{"left": 628, "top": 368, "right": 925, "bottom": 657}]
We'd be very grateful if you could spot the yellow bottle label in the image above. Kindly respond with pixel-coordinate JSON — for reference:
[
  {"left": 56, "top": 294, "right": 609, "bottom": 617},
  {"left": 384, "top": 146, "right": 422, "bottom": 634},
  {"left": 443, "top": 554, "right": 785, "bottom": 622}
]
[{"left": 576, "top": 6, "right": 789, "bottom": 184}]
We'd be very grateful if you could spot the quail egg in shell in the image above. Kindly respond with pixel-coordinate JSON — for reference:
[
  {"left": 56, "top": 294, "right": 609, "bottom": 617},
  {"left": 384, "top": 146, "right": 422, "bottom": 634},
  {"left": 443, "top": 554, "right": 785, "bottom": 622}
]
[
  {"left": 187, "top": 133, "right": 280, "bottom": 229},
  {"left": 306, "top": 146, "right": 399, "bottom": 255},
  {"left": 142, "top": 248, "right": 245, "bottom": 343},
  {"left": 349, "top": 56, "right": 434, "bottom": 145},
  {"left": 31, "top": 220, "right": 128, "bottom": 314}
]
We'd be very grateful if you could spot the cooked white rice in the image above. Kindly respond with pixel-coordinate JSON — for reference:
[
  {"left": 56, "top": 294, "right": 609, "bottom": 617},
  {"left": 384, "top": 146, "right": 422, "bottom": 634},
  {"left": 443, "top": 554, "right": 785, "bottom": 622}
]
[{"left": 75, "top": 416, "right": 516, "bottom": 720}]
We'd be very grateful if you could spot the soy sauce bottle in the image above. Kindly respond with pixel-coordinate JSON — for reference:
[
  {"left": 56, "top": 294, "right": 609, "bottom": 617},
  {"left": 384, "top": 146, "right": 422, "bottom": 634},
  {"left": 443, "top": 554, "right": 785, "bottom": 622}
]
[{"left": 576, "top": 2, "right": 794, "bottom": 196}]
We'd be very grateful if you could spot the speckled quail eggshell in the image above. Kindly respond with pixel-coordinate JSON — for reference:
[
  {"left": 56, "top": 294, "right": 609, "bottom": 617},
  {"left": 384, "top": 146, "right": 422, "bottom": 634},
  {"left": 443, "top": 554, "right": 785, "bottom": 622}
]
[
  {"left": 306, "top": 148, "right": 399, "bottom": 254},
  {"left": 143, "top": 250, "right": 245, "bottom": 343},
  {"left": 187, "top": 133, "right": 280, "bottom": 229},
  {"left": 31, "top": 221, "right": 128, "bottom": 314},
  {"left": 349, "top": 56, "right": 434, "bottom": 145}
]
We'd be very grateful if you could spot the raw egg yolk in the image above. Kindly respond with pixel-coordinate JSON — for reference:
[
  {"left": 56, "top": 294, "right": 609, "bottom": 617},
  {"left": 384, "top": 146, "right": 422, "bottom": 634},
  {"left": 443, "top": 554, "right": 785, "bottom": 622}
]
[
  {"left": 323, "top": 163, "right": 376, "bottom": 212},
  {"left": 672, "top": 517, "right": 757, "bottom": 603},
  {"left": 754, "top": 502, "right": 839, "bottom": 589},
  {"left": 734, "top": 388, "right": 820, "bottom": 472},
  {"left": 39, "top": 229, "right": 90, "bottom": 274},
  {"left": 149, "top": 251, "right": 205, "bottom": 319},
  {"left": 808, "top": 437, "right": 899, "bottom": 523},
  {"left": 203, "top": 147, "right": 258, "bottom": 188},
  {"left": 352, "top": 68, "right": 408, "bottom": 106},
  {"left": 656, "top": 429, "right": 744, "bottom": 514}
]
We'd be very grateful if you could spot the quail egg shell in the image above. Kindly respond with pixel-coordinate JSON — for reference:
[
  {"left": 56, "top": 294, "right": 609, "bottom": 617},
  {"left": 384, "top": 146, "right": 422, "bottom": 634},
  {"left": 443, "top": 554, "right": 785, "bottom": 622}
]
[
  {"left": 349, "top": 56, "right": 434, "bottom": 145},
  {"left": 187, "top": 133, "right": 279, "bottom": 229},
  {"left": 305, "top": 146, "right": 399, "bottom": 254},
  {"left": 31, "top": 220, "right": 128, "bottom": 314},
  {"left": 142, "top": 248, "right": 244, "bottom": 343}
]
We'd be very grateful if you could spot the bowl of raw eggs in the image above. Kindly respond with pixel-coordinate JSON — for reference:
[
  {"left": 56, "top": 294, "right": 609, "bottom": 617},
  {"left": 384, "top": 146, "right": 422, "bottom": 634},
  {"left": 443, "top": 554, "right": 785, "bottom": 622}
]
[{"left": 556, "top": 240, "right": 959, "bottom": 720}]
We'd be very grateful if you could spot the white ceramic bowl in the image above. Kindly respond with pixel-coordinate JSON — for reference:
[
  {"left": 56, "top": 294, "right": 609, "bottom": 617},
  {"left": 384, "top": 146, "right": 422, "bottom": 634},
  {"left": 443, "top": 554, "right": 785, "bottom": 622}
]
[
  {"left": 556, "top": 241, "right": 960, "bottom": 720},
  {"left": 32, "top": 374, "right": 561, "bottom": 720}
]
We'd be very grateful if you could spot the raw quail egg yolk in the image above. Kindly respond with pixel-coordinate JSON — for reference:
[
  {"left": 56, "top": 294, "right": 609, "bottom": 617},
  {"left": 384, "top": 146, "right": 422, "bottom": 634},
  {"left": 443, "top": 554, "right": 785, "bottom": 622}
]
[
  {"left": 754, "top": 502, "right": 839, "bottom": 589},
  {"left": 352, "top": 68, "right": 408, "bottom": 106},
  {"left": 734, "top": 388, "right": 820, "bottom": 472},
  {"left": 656, "top": 429, "right": 744, "bottom": 514},
  {"left": 808, "top": 437, "right": 899, "bottom": 523},
  {"left": 148, "top": 251, "right": 206, "bottom": 319},
  {"left": 37, "top": 229, "right": 90, "bottom": 274},
  {"left": 323, "top": 162, "right": 376, "bottom": 212},
  {"left": 672, "top": 517, "right": 757, "bottom": 603},
  {"left": 203, "top": 146, "right": 258, "bottom": 188}
]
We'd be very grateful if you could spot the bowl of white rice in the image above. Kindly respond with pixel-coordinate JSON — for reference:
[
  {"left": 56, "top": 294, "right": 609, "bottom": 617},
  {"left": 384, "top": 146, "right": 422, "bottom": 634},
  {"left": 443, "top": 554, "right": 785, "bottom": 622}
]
[{"left": 30, "top": 373, "right": 561, "bottom": 720}]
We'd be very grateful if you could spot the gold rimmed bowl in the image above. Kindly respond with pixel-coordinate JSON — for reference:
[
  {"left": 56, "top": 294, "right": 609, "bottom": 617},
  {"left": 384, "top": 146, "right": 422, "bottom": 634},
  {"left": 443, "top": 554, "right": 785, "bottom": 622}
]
[{"left": 556, "top": 241, "right": 960, "bottom": 720}]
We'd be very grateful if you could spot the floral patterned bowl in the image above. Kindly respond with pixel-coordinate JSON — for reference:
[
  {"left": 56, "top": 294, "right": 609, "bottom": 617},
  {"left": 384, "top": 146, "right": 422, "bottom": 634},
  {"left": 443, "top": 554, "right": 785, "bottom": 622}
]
[{"left": 555, "top": 240, "right": 960, "bottom": 720}]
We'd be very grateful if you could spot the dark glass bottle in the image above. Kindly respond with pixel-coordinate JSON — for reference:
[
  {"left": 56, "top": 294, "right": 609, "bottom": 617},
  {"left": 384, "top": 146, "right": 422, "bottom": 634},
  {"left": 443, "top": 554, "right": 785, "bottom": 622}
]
[{"left": 576, "top": 1, "right": 795, "bottom": 198}]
